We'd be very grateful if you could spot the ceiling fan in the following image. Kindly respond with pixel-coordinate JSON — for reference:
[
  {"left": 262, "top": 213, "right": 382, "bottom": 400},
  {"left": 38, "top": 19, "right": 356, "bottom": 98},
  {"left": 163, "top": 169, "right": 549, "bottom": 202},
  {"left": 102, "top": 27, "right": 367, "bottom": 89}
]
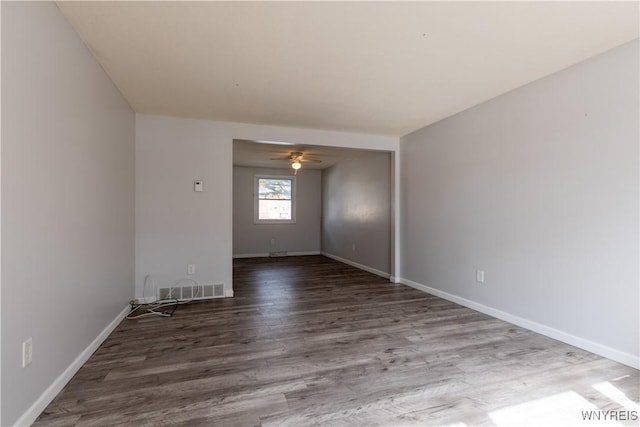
[{"left": 270, "top": 151, "right": 321, "bottom": 174}]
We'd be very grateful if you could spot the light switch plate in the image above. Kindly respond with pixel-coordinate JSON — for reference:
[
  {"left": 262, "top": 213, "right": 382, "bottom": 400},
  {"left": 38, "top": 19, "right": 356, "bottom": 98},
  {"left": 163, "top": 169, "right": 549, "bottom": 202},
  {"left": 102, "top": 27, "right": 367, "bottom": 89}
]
[{"left": 194, "top": 180, "right": 203, "bottom": 192}]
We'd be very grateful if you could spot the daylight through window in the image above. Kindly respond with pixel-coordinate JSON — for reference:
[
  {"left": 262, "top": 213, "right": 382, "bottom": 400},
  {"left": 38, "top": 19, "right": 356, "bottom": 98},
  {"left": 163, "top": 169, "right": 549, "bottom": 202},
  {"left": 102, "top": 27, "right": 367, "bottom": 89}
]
[{"left": 256, "top": 177, "right": 295, "bottom": 222}]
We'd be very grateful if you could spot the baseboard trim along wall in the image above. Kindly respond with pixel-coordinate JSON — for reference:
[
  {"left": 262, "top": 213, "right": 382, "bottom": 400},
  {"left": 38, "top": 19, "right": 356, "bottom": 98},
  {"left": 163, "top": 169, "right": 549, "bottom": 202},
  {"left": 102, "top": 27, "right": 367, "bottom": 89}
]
[
  {"left": 233, "top": 251, "right": 321, "bottom": 259},
  {"left": 233, "top": 253, "right": 270, "bottom": 258},
  {"left": 321, "top": 252, "right": 391, "bottom": 280},
  {"left": 14, "top": 305, "right": 130, "bottom": 427},
  {"left": 400, "top": 278, "right": 639, "bottom": 370}
]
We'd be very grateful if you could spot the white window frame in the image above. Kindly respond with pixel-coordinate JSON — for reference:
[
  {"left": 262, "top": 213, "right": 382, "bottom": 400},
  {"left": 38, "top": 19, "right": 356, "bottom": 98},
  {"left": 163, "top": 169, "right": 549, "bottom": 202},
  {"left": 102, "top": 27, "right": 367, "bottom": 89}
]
[{"left": 254, "top": 175, "right": 296, "bottom": 224}]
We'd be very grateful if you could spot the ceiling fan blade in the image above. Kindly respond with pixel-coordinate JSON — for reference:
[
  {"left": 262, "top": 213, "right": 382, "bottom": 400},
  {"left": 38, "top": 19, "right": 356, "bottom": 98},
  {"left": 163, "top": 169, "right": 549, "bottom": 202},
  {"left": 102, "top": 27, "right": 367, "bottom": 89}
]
[{"left": 268, "top": 151, "right": 321, "bottom": 164}]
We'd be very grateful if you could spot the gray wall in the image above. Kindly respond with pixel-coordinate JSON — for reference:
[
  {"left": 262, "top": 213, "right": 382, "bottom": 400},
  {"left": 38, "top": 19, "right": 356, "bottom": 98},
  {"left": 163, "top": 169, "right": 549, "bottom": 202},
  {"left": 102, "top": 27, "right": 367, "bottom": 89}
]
[
  {"left": 322, "top": 152, "right": 391, "bottom": 276},
  {"left": 400, "top": 40, "right": 639, "bottom": 364},
  {"left": 1, "top": 2, "right": 135, "bottom": 425},
  {"left": 136, "top": 116, "right": 233, "bottom": 298},
  {"left": 135, "top": 114, "right": 398, "bottom": 300},
  {"left": 233, "top": 167, "right": 321, "bottom": 256}
]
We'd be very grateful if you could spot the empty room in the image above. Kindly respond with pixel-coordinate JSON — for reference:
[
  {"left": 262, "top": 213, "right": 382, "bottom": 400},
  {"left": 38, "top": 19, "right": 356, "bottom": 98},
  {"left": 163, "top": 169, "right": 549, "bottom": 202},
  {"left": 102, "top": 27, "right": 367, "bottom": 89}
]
[{"left": 1, "top": 1, "right": 638, "bottom": 426}]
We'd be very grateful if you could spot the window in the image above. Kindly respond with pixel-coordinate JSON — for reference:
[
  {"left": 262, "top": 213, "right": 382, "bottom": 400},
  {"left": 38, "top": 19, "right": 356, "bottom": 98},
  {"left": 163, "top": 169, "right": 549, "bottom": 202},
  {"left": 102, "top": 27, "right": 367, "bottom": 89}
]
[{"left": 255, "top": 176, "right": 296, "bottom": 223}]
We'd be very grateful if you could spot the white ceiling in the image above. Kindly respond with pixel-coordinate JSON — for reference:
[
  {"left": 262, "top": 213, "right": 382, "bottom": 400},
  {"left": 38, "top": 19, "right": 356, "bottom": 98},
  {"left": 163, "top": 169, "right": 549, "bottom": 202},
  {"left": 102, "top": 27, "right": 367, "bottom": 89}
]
[{"left": 57, "top": 1, "right": 638, "bottom": 136}]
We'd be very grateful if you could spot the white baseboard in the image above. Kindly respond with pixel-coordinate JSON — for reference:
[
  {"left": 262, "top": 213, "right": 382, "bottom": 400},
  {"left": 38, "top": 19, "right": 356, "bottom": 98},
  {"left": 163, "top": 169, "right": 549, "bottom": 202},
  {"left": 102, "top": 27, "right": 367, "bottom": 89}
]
[
  {"left": 287, "top": 251, "right": 321, "bottom": 256},
  {"left": 400, "top": 278, "right": 639, "bottom": 370},
  {"left": 14, "top": 305, "right": 130, "bottom": 427},
  {"left": 233, "top": 253, "right": 269, "bottom": 258},
  {"left": 233, "top": 251, "right": 320, "bottom": 259},
  {"left": 321, "top": 252, "right": 390, "bottom": 280}
]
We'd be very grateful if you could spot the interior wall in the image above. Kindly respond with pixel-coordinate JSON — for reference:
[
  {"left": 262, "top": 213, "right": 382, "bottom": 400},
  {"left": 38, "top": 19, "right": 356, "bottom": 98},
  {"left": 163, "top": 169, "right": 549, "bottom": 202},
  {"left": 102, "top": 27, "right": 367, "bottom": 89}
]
[
  {"left": 0, "top": 4, "right": 4, "bottom": 423},
  {"left": 233, "top": 167, "right": 321, "bottom": 257},
  {"left": 136, "top": 114, "right": 398, "bottom": 299},
  {"left": 400, "top": 39, "right": 639, "bottom": 366},
  {"left": 322, "top": 152, "right": 392, "bottom": 276},
  {"left": 1, "top": 2, "right": 136, "bottom": 425},
  {"left": 136, "top": 117, "right": 232, "bottom": 297},
  {"left": 0, "top": 4, "right": 2, "bottom": 424}
]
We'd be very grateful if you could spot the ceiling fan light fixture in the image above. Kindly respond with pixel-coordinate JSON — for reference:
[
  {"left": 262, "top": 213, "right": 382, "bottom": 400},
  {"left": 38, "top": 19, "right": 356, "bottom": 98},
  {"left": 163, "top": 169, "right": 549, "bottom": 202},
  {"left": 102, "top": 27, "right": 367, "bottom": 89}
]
[{"left": 291, "top": 161, "right": 302, "bottom": 170}]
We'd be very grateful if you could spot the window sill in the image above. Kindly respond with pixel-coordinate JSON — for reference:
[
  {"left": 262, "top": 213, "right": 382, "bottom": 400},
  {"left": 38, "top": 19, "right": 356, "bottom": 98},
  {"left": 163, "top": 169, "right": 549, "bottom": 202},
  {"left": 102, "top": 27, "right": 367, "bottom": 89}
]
[{"left": 254, "top": 220, "right": 297, "bottom": 225}]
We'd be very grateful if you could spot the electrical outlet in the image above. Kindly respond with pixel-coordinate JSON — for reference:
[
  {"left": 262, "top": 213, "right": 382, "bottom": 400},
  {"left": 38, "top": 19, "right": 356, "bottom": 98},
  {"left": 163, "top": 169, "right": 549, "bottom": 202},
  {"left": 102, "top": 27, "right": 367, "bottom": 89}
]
[
  {"left": 352, "top": 243, "right": 356, "bottom": 252},
  {"left": 271, "top": 238, "right": 276, "bottom": 246},
  {"left": 187, "top": 264, "right": 196, "bottom": 275},
  {"left": 22, "top": 338, "right": 33, "bottom": 368},
  {"left": 476, "top": 270, "right": 485, "bottom": 283}
]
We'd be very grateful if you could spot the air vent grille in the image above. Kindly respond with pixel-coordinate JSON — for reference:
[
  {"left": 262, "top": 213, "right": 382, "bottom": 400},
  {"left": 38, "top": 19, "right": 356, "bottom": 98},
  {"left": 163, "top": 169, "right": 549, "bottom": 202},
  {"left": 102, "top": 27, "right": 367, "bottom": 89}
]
[
  {"left": 157, "top": 283, "right": 225, "bottom": 301},
  {"left": 269, "top": 251, "right": 288, "bottom": 257}
]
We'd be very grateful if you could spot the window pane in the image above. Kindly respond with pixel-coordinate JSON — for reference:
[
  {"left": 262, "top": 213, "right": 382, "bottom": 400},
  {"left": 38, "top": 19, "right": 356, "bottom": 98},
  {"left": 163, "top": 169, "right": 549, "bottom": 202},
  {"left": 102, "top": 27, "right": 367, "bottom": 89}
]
[
  {"left": 259, "top": 199, "right": 292, "bottom": 220},
  {"left": 258, "top": 179, "right": 291, "bottom": 200}
]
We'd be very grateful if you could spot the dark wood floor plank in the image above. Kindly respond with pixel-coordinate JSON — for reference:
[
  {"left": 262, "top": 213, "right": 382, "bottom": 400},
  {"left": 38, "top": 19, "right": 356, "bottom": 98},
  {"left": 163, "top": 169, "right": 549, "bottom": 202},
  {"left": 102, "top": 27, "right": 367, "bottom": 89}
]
[{"left": 35, "top": 255, "right": 639, "bottom": 426}]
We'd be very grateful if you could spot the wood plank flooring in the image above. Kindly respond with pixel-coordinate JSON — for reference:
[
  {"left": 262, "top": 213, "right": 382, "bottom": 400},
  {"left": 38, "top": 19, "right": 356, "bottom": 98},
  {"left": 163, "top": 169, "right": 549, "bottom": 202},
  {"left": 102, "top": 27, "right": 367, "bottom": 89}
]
[{"left": 35, "top": 256, "right": 639, "bottom": 426}]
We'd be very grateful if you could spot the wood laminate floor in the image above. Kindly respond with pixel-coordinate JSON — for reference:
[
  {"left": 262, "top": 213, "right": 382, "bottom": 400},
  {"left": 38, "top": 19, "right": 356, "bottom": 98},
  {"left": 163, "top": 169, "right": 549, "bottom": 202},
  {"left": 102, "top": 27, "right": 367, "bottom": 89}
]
[{"left": 35, "top": 256, "right": 639, "bottom": 426}]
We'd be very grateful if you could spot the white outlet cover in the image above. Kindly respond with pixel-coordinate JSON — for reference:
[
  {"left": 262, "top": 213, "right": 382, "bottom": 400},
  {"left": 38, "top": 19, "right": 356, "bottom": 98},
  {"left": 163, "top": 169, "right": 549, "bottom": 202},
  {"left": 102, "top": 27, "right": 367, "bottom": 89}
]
[
  {"left": 187, "top": 264, "right": 196, "bottom": 275},
  {"left": 22, "top": 338, "right": 33, "bottom": 368}
]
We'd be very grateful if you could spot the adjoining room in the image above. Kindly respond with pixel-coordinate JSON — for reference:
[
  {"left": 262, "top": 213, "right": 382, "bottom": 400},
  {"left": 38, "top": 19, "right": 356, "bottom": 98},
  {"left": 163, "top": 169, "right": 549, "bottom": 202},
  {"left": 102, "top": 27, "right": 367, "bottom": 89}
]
[{"left": 233, "top": 139, "right": 393, "bottom": 280}]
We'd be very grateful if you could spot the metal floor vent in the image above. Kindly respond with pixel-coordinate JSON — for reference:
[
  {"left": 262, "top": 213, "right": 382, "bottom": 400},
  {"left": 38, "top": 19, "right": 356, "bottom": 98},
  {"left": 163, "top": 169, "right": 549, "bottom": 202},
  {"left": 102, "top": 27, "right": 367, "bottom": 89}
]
[
  {"left": 157, "top": 283, "right": 224, "bottom": 301},
  {"left": 269, "top": 251, "right": 288, "bottom": 257}
]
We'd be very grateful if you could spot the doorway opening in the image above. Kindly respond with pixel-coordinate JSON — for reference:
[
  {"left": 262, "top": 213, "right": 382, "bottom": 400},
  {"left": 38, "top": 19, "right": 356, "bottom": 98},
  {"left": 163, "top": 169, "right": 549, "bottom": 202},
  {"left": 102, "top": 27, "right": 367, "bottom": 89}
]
[{"left": 232, "top": 139, "right": 396, "bottom": 282}]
